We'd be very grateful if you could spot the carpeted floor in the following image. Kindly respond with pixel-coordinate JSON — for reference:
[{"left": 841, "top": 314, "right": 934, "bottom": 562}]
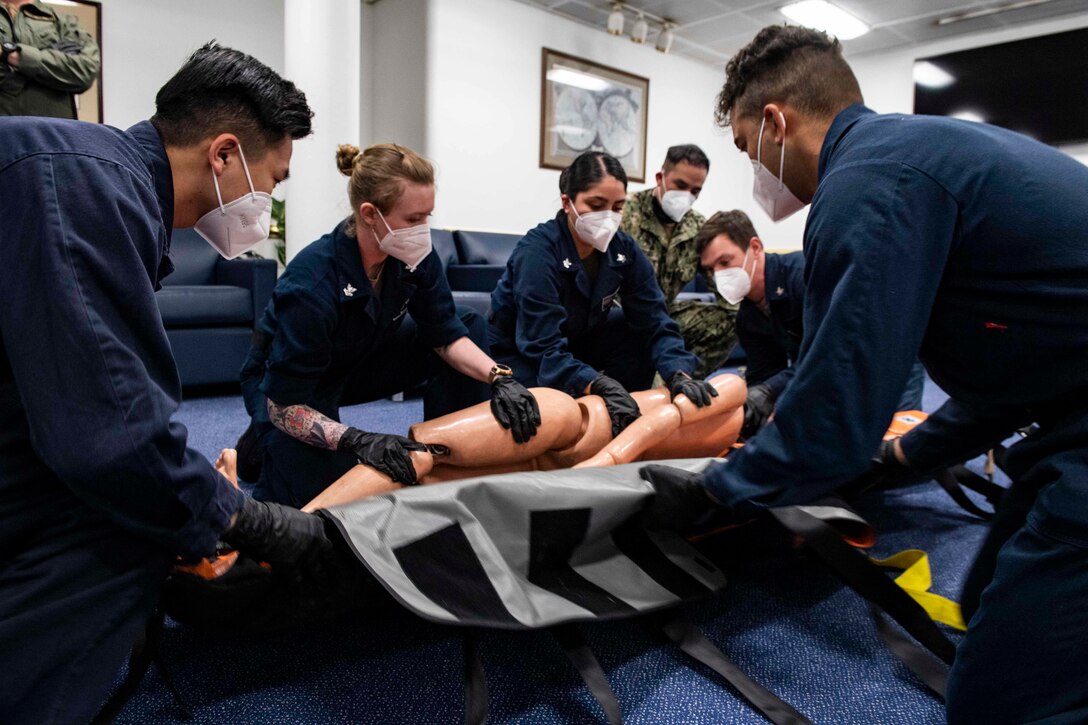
[{"left": 115, "top": 376, "right": 1004, "bottom": 724}]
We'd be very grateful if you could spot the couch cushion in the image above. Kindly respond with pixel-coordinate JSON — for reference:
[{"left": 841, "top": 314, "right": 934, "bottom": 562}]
[
  {"left": 432, "top": 229, "right": 459, "bottom": 271},
  {"left": 447, "top": 265, "right": 505, "bottom": 293},
  {"left": 156, "top": 285, "right": 254, "bottom": 327},
  {"left": 162, "top": 228, "right": 219, "bottom": 286},
  {"left": 453, "top": 230, "right": 520, "bottom": 265}
]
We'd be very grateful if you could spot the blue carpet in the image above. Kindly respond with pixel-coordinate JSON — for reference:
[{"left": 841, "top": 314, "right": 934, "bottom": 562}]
[{"left": 116, "top": 378, "right": 1000, "bottom": 723}]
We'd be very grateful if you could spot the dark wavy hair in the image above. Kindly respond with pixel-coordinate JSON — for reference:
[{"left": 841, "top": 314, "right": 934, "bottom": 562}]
[
  {"left": 714, "top": 25, "right": 862, "bottom": 127},
  {"left": 664, "top": 144, "right": 710, "bottom": 172},
  {"left": 152, "top": 41, "right": 313, "bottom": 153},
  {"left": 559, "top": 151, "right": 628, "bottom": 199}
]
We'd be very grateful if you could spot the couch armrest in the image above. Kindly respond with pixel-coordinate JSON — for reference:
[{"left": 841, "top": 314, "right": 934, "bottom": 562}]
[{"left": 215, "top": 257, "right": 277, "bottom": 323}]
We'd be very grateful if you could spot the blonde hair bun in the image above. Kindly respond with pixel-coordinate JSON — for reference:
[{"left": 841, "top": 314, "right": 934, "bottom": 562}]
[{"left": 336, "top": 143, "right": 361, "bottom": 176}]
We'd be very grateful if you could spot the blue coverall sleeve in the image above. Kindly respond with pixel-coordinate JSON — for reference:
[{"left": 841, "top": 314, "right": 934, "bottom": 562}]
[
  {"left": 761, "top": 366, "right": 797, "bottom": 399},
  {"left": 511, "top": 247, "right": 598, "bottom": 395},
  {"left": 0, "top": 154, "right": 244, "bottom": 560},
  {"left": 899, "top": 397, "right": 1031, "bottom": 474},
  {"left": 617, "top": 246, "right": 698, "bottom": 380},
  {"left": 406, "top": 252, "right": 470, "bottom": 349},
  {"left": 705, "top": 161, "right": 958, "bottom": 515},
  {"left": 737, "top": 310, "right": 792, "bottom": 392}
]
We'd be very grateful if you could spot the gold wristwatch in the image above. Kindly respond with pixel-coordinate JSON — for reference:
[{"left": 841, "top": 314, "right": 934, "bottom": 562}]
[{"left": 488, "top": 364, "right": 513, "bottom": 384}]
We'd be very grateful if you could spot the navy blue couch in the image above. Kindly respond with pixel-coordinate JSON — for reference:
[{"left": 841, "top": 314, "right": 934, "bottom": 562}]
[{"left": 156, "top": 229, "right": 276, "bottom": 386}]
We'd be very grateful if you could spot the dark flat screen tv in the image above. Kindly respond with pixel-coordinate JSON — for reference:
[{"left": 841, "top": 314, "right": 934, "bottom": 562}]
[{"left": 913, "top": 27, "right": 1088, "bottom": 146}]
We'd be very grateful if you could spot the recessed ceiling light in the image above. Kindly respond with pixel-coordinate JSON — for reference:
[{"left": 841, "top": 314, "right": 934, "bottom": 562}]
[
  {"left": 779, "top": 1, "right": 870, "bottom": 41},
  {"left": 913, "top": 61, "right": 955, "bottom": 89}
]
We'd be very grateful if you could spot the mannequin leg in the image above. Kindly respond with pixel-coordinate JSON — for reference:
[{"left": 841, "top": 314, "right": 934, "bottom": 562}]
[
  {"left": 301, "top": 450, "right": 434, "bottom": 512},
  {"left": 574, "top": 373, "right": 746, "bottom": 468},
  {"left": 408, "top": 387, "right": 582, "bottom": 468}
]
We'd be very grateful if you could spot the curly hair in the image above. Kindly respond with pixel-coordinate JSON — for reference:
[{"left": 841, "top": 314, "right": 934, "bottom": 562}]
[{"left": 714, "top": 25, "right": 862, "bottom": 127}]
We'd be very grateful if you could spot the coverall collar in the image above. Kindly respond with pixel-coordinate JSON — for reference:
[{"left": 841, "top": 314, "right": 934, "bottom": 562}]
[
  {"left": 127, "top": 121, "right": 175, "bottom": 236},
  {"left": 818, "top": 103, "right": 875, "bottom": 182}
]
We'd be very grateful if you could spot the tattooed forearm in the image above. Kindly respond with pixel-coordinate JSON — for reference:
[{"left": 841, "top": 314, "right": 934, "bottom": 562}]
[{"left": 267, "top": 399, "right": 349, "bottom": 450}]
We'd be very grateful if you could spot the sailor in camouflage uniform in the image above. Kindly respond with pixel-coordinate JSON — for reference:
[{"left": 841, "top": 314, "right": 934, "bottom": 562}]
[{"left": 620, "top": 144, "right": 737, "bottom": 378}]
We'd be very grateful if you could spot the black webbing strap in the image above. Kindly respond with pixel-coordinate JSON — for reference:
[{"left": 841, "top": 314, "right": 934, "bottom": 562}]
[
  {"left": 768, "top": 506, "right": 956, "bottom": 696},
  {"left": 647, "top": 610, "right": 812, "bottom": 725},
  {"left": 869, "top": 603, "right": 948, "bottom": 698},
  {"left": 92, "top": 609, "right": 165, "bottom": 724},
  {"left": 948, "top": 464, "right": 1006, "bottom": 505},
  {"left": 934, "top": 468, "right": 995, "bottom": 520},
  {"left": 550, "top": 624, "right": 623, "bottom": 725},
  {"left": 463, "top": 632, "right": 489, "bottom": 725}
]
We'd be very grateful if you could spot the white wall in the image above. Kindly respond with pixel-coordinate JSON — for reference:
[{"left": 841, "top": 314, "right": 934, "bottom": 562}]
[
  {"left": 95, "top": 0, "right": 285, "bottom": 130},
  {"left": 421, "top": 0, "right": 806, "bottom": 248},
  {"left": 848, "top": 11, "right": 1088, "bottom": 166}
]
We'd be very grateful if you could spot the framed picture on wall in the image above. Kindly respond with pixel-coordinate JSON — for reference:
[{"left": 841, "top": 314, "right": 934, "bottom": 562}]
[
  {"left": 42, "top": 0, "right": 102, "bottom": 123},
  {"left": 540, "top": 48, "right": 649, "bottom": 182}
]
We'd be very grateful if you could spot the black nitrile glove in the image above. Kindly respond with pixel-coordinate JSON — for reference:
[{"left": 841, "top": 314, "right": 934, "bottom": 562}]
[
  {"left": 638, "top": 464, "right": 727, "bottom": 533},
  {"left": 490, "top": 376, "right": 542, "bottom": 444},
  {"left": 667, "top": 371, "right": 719, "bottom": 408},
  {"left": 338, "top": 427, "right": 427, "bottom": 484},
  {"left": 222, "top": 497, "right": 335, "bottom": 574},
  {"left": 589, "top": 374, "right": 641, "bottom": 437},
  {"left": 839, "top": 438, "right": 915, "bottom": 498},
  {"left": 741, "top": 382, "right": 777, "bottom": 439}
]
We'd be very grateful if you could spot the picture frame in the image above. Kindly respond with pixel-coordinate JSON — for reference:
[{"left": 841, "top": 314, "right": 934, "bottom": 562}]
[
  {"left": 42, "top": 0, "right": 102, "bottom": 123},
  {"left": 540, "top": 48, "right": 649, "bottom": 182}
]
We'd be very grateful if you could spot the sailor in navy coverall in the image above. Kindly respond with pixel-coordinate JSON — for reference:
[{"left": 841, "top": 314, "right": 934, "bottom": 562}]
[
  {"left": 646, "top": 26, "right": 1088, "bottom": 722},
  {"left": 489, "top": 211, "right": 698, "bottom": 396},
  {"left": 241, "top": 223, "right": 492, "bottom": 507},
  {"left": 699, "top": 238, "right": 925, "bottom": 437},
  {"left": 0, "top": 44, "right": 336, "bottom": 723},
  {"left": 489, "top": 151, "right": 719, "bottom": 438}
]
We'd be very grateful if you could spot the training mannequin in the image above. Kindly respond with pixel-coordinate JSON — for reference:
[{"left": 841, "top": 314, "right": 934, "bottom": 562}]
[{"left": 301, "top": 373, "right": 745, "bottom": 511}]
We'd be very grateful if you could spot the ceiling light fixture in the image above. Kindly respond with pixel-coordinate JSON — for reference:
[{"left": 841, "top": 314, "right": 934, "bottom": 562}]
[
  {"left": 913, "top": 61, "right": 955, "bottom": 88},
  {"left": 631, "top": 12, "right": 649, "bottom": 43},
  {"left": 936, "top": 0, "right": 1055, "bottom": 25},
  {"left": 607, "top": 3, "right": 625, "bottom": 36},
  {"left": 656, "top": 22, "right": 675, "bottom": 53},
  {"left": 779, "top": 0, "right": 870, "bottom": 40}
]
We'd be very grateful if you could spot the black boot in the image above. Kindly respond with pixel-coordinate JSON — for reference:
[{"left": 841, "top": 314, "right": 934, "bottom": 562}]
[{"left": 235, "top": 421, "right": 264, "bottom": 483}]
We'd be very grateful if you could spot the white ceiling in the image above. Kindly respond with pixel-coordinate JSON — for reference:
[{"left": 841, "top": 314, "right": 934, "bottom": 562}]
[{"left": 512, "top": 0, "right": 1088, "bottom": 66}]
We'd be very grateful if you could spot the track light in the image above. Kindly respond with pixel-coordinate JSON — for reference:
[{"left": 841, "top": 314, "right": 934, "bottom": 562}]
[
  {"left": 656, "top": 22, "right": 674, "bottom": 53},
  {"left": 631, "top": 12, "right": 648, "bottom": 43},
  {"left": 607, "top": 3, "right": 625, "bottom": 36}
]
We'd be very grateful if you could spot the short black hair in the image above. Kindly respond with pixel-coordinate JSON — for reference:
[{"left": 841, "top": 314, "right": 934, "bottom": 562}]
[
  {"left": 714, "top": 25, "right": 862, "bottom": 127},
  {"left": 559, "top": 151, "right": 628, "bottom": 199},
  {"left": 151, "top": 42, "right": 313, "bottom": 153},
  {"left": 663, "top": 144, "right": 710, "bottom": 172},
  {"left": 695, "top": 210, "right": 759, "bottom": 256}
]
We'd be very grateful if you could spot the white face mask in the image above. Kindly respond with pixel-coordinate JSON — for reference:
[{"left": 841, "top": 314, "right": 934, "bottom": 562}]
[
  {"left": 660, "top": 188, "right": 695, "bottom": 222},
  {"left": 374, "top": 208, "right": 432, "bottom": 271},
  {"left": 193, "top": 144, "right": 273, "bottom": 259},
  {"left": 569, "top": 205, "right": 621, "bottom": 252},
  {"left": 752, "top": 114, "right": 806, "bottom": 222},
  {"left": 714, "top": 247, "right": 759, "bottom": 305}
]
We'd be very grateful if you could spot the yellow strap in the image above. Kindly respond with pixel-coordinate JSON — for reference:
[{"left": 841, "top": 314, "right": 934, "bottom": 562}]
[{"left": 870, "top": 549, "right": 966, "bottom": 631}]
